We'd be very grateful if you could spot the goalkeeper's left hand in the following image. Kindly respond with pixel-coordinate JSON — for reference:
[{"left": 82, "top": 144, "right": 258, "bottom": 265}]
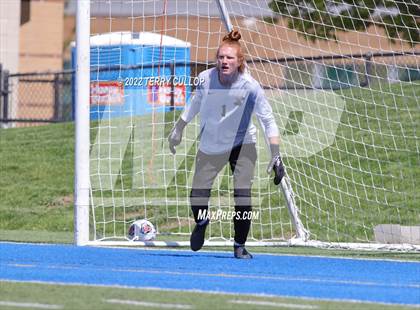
[
  {"left": 168, "top": 118, "right": 187, "bottom": 154},
  {"left": 267, "top": 144, "right": 285, "bottom": 185}
]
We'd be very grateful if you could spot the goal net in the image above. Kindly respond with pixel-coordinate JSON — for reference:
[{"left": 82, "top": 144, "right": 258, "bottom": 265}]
[{"left": 74, "top": 0, "right": 419, "bottom": 251}]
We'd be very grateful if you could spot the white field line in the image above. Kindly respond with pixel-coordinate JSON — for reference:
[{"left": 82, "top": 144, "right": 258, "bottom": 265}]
[
  {"left": 0, "top": 301, "right": 63, "bottom": 309},
  {"left": 91, "top": 243, "right": 420, "bottom": 262},
  {"left": 105, "top": 298, "right": 193, "bottom": 309},
  {"left": 2, "top": 241, "right": 420, "bottom": 263},
  {"left": 2, "top": 279, "right": 420, "bottom": 309},
  {"left": 229, "top": 299, "right": 318, "bottom": 309}
]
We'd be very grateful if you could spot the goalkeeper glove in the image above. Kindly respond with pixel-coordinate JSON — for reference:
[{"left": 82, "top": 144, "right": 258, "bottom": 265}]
[
  {"left": 168, "top": 118, "right": 187, "bottom": 154},
  {"left": 267, "top": 144, "right": 285, "bottom": 185}
]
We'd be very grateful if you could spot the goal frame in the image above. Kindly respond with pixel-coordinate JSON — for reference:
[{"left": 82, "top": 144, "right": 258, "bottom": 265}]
[
  {"left": 74, "top": 0, "right": 310, "bottom": 248},
  {"left": 73, "top": 0, "right": 419, "bottom": 252},
  {"left": 74, "top": 0, "right": 90, "bottom": 246}
]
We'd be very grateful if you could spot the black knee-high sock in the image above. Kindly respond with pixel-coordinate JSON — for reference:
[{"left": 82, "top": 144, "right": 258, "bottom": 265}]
[
  {"left": 233, "top": 188, "right": 252, "bottom": 244},
  {"left": 190, "top": 188, "right": 211, "bottom": 224},
  {"left": 233, "top": 205, "right": 252, "bottom": 244},
  {"left": 191, "top": 205, "right": 209, "bottom": 224}
]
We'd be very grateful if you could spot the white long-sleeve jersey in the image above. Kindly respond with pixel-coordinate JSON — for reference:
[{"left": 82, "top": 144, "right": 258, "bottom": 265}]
[{"left": 181, "top": 68, "right": 279, "bottom": 155}]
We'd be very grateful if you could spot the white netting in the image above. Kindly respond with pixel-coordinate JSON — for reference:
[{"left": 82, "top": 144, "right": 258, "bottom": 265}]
[{"left": 82, "top": 0, "right": 419, "bottom": 250}]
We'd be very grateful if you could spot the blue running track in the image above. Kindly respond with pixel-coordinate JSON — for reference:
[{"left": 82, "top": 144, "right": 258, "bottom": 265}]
[{"left": 0, "top": 242, "right": 419, "bottom": 306}]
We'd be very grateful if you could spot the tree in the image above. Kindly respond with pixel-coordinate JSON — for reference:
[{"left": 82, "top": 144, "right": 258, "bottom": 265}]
[{"left": 268, "top": 0, "right": 419, "bottom": 46}]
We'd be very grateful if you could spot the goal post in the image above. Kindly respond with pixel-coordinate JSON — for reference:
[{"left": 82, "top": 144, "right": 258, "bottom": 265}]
[
  {"left": 74, "top": 0, "right": 419, "bottom": 251},
  {"left": 74, "top": 0, "right": 90, "bottom": 246}
]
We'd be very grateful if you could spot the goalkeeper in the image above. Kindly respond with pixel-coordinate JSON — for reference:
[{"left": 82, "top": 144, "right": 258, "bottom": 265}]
[{"left": 168, "top": 30, "right": 285, "bottom": 259}]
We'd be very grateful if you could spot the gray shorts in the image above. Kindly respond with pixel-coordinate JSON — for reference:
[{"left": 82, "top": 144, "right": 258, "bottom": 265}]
[{"left": 190, "top": 143, "right": 257, "bottom": 206}]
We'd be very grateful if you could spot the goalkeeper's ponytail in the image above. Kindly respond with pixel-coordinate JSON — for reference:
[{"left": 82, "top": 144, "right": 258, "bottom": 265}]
[{"left": 222, "top": 30, "right": 242, "bottom": 42}]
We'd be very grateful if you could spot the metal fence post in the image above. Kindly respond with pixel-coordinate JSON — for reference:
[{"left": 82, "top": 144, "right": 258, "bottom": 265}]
[
  {"left": 53, "top": 73, "right": 62, "bottom": 121},
  {"left": 362, "top": 52, "right": 373, "bottom": 87},
  {"left": 0, "top": 64, "right": 3, "bottom": 120},
  {"left": 2, "top": 69, "right": 10, "bottom": 123}
]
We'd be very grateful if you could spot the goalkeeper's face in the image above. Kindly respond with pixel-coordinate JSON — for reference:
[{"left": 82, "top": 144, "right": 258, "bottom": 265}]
[{"left": 217, "top": 46, "right": 241, "bottom": 79}]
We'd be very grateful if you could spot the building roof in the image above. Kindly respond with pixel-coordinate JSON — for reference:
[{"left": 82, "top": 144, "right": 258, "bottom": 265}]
[{"left": 64, "top": 0, "right": 274, "bottom": 17}]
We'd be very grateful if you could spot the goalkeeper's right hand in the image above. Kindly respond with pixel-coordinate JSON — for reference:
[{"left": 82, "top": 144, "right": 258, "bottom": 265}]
[
  {"left": 267, "top": 155, "right": 285, "bottom": 185},
  {"left": 168, "top": 118, "right": 187, "bottom": 154},
  {"left": 266, "top": 143, "right": 285, "bottom": 185}
]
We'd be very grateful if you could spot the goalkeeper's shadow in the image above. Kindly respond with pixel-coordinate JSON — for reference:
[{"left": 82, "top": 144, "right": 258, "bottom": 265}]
[{"left": 140, "top": 251, "right": 235, "bottom": 260}]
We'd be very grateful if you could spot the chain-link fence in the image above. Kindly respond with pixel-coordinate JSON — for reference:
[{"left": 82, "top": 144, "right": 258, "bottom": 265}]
[
  {"left": 248, "top": 51, "right": 420, "bottom": 90},
  {"left": 0, "top": 68, "right": 73, "bottom": 128}
]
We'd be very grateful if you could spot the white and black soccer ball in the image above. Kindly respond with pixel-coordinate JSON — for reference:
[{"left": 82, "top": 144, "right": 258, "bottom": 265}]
[{"left": 128, "top": 219, "right": 156, "bottom": 241}]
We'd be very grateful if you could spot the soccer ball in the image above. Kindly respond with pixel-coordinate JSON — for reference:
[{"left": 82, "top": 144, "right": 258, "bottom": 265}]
[{"left": 128, "top": 219, "right": 156, "bottom": 241}]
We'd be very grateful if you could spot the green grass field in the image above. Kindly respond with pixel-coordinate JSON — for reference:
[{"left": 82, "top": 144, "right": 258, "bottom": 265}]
[
  {"left": 1, "top": 82, "right": 418, "bottom": 244},
  {"left": 0, "top": 122, "right": 75, "bottom": 232}
]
